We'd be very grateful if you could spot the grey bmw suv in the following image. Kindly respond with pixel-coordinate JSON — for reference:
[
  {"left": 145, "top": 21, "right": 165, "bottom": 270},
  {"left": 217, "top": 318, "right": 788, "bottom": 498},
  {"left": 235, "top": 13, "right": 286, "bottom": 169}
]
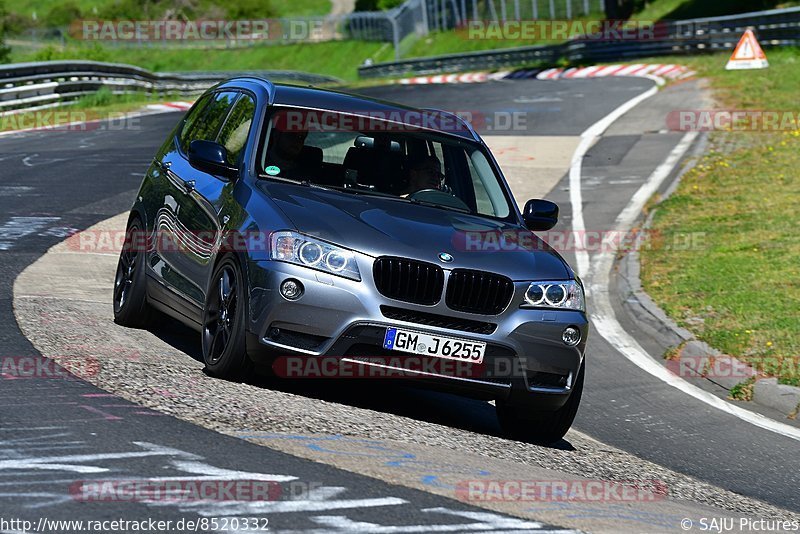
[{"left": 113, "top": 77, "right": 588, "bottom": 443}]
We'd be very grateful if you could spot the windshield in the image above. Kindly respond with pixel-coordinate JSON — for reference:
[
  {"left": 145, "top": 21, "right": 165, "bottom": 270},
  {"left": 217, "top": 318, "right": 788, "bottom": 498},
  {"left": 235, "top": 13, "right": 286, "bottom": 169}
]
[{"left": 257, "top": 106, "right": 513, "bottom": 219}]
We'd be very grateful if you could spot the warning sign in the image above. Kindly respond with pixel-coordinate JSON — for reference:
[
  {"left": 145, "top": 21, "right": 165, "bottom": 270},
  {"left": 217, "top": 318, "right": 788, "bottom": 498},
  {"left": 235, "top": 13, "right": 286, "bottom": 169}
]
[{"left": 725, "top": 29, "right": 769, "bottom": 70}]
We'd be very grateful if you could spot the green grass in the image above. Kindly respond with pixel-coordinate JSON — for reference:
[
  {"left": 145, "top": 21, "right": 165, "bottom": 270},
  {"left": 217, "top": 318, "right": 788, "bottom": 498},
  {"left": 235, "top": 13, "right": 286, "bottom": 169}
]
[
  {"left": 633, "top": 0, "right": 800, "bottom": 22},
  {"left": 640, "top": 48, "right": 800, "bottom": 386},
  {"left": 11, "top": 39, "right": 392, "bottom": 81},
  {"left": 5, "top": 0, "right": 331, "bottom": 18},
  {"left": 0, "top": 88, "right": 174, "bottom": 132}
]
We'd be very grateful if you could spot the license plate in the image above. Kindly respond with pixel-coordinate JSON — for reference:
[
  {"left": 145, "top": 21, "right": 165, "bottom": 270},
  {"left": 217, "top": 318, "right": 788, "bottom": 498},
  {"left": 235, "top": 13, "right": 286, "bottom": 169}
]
[{"left": 383, "top": 327, "right": 486, "bottom": 364}]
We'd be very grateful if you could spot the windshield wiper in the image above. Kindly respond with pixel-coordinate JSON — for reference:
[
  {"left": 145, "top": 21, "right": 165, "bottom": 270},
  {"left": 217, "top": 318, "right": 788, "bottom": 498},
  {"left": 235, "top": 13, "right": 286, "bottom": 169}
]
[
  {"left": 258, "top": 175, "right": 473, "bottom": 214},
  {"left": 258, "top": 174, "right": 340, "bottom": 192},
  {"left": 406, "top": 197, "right": 472, "bottom": 214}
]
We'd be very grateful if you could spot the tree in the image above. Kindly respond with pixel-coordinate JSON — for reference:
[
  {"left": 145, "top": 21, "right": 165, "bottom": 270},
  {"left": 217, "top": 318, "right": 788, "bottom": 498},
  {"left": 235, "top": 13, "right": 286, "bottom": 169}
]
[{"left": 0, "top": 1, "right": 11, "bottom": 63}]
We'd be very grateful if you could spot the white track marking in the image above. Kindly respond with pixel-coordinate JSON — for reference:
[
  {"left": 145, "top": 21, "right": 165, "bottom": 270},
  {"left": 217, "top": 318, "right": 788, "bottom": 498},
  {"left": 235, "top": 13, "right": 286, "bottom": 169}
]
[
  {"left": 0, "top": 217, "right": 61, "bottom": 251},
  {"left": 568, "top": 83, "right": 659, "bottom": 278},
  {"left": 584, "top": 130, "right": 800, "bottom": 442}
]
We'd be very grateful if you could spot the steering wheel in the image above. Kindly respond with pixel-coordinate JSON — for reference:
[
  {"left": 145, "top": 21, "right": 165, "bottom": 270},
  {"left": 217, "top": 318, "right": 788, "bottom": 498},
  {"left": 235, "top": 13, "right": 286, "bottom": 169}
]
[{"left": 408, "top": 189, "right": 471, "bottom": 211}]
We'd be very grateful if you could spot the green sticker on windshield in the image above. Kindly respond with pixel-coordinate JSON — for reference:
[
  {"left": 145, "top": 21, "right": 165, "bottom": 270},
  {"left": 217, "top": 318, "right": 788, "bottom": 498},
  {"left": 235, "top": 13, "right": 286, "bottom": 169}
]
[{"left": 265, "top": 165, "right": 280, "bottom": 175}]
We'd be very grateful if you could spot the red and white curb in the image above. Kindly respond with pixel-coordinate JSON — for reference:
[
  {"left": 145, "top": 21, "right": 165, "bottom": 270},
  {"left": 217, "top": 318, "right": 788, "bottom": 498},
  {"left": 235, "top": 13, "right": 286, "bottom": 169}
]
[
  {"left": 397, "top": 71, "right": 511, "bottom": 84},
  {"left": 537, "top": 64, "right": 695, "bottom": 82},
  {"left": 145, "top": 101, "right": 194, "bottom": 111}
]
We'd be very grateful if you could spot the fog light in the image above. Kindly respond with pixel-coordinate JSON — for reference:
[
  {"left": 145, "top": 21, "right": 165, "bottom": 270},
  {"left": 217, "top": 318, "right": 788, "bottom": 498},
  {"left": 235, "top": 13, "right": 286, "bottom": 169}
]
[
  {"left": 562, "top": 326, "right": 581, "bottom": 346},
  {"left": 280, "top": 279, "right": 303, "bottom": 300}
]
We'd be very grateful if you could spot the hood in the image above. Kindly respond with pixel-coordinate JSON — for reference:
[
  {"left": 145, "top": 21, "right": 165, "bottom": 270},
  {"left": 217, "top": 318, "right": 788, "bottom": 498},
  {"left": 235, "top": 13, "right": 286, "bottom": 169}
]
[{"left": 258, "top": 181, "right": 570, "bottom": 281}]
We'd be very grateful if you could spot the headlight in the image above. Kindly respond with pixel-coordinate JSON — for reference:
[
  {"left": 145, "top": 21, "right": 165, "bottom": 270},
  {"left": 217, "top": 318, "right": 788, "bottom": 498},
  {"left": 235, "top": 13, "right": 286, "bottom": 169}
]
[
  {"left": 522, "top": 280, "right": 584, "bottom": 311},
  {"left": 270, "top": 231, "right": 361, "bottom": 281}
]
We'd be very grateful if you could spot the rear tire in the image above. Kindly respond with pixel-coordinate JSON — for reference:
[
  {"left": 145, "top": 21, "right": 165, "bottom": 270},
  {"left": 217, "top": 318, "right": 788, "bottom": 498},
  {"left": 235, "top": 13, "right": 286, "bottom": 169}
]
[
  {"left": 202, "top": 255, "right": 250, "bottom": 379},
  {"left": 496, "top": 360, "right": 585, "bottom": 444},
  {"left": 113, "top": 217, "right": 151, "bottom": 328}
]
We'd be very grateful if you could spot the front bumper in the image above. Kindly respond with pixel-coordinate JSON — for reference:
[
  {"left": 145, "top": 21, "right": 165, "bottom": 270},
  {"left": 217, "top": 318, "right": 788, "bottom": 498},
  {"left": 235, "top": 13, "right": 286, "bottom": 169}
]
[{"left": 246, "top": 259, "right": 588, "bottom": 409}]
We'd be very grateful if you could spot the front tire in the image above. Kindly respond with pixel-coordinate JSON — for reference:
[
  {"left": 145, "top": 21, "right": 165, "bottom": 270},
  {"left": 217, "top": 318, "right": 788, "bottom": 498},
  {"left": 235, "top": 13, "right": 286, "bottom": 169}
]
[
  {"left": 113, "top": 217, "right": 151, "bottom": 328},
  {"left": 202, "top": 255, "right": 249, "bottom": 378},
  {"left": 496, "top": 360, "right": 585, "bottom": 444}
]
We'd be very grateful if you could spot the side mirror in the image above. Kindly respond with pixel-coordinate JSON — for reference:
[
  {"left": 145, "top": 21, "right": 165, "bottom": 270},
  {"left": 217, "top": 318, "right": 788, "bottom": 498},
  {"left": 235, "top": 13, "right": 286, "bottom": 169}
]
[
  {"left": 523, "top": 199, "right": 559, "bottom": 231},
  {"left": 188, "top": 140, "right": 237, "bottom": 179}
]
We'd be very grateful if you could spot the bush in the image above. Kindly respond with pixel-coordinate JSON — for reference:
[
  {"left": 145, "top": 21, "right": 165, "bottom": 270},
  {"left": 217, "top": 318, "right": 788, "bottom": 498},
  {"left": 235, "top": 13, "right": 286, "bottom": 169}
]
[
  {"left": 98, "top": 0, "right": 148, "bottom": 20},
  {"left": 43, "top": 1, "right": 82, "bottom": 28},
  {"left": 0, "top": 1, "right": 10, "bottom": 63},
  {"left": 227, "top": 0, "right": 275, "bottom": 19},
  {"left": 80, "top": 86, "right": 114, "bottom": 107},
  {"left": 354, "top": 0, "right": 404, "bottom": 12},
  {"left": 33, "top": 42, "right": 111, "bottom": 62},
  {"left": 355, "top": 0, "right": 379, "bottom": 11},
  {"left": 3, "top": 12, "right": 36, "bottom": 35}
]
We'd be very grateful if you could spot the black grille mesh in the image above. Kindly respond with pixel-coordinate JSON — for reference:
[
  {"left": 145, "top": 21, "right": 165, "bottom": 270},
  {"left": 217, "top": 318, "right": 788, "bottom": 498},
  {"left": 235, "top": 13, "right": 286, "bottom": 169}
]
[
  {"left": 445, "top": 269, "right": 514, "bottom": 315},
  {"left": 373, "top": 257, "right": 444, "bottom": 305}
]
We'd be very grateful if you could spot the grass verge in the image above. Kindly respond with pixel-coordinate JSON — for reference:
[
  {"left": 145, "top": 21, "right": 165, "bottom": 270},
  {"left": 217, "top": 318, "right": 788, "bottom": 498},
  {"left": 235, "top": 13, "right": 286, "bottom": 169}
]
[
  {"left": 640, "top": 48, "right": 800, "bottom": 386},
  {"left": 12, "top": 40, "right": 391, "bottom": 82},
  {"left": 0, "top": 88, "right": 182, "bottom": 132}
]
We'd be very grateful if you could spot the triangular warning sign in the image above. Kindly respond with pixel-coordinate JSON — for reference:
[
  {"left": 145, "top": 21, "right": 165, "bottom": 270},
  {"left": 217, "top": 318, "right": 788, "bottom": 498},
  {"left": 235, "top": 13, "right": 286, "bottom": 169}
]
[{"left": 726, "top": 29, "right": 769, "bottom": 70}]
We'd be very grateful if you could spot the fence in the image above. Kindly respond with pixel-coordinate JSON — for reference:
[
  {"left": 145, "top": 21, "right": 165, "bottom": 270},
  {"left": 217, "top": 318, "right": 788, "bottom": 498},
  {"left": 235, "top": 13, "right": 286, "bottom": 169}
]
[
  {"left": 347, "top": 0, "right": 604, "bottom": 59},
  {"left": 358, "top": 5, "right": 800, "bottom": 77},
  {"left": 0, "top": 61, "right": 340, "bottom": 114},
  {"left": 6, "top": 0, "right": 604, "bottom": 62}
]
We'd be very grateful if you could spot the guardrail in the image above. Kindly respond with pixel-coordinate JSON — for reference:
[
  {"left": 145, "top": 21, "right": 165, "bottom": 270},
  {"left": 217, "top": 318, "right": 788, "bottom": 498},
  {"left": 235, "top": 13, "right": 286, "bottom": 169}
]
[
  {"left": 0, "top": 60, "right": 340, "bottom": 114},
  {"left": 358, "top": 5, "right": 800, "bottom": 77}
]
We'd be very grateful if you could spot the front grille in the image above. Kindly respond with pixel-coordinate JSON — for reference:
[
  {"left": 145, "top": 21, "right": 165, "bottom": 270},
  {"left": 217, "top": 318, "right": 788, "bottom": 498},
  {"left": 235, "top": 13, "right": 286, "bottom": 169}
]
[
  {"left": 373, "top": 257, "right": 444, "bottom": 305},
  {"left": 445, "top": 269, "right": 514, "bottom": 315},
  {"left": 380, "top": 305, "right": 497, "bottom": 335}
]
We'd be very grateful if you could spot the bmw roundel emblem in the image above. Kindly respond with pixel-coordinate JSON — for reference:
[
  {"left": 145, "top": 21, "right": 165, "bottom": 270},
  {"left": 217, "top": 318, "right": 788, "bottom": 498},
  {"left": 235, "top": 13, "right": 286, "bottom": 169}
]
[{"left": 438, "top": 252, "right": 454, "bottom": 263}]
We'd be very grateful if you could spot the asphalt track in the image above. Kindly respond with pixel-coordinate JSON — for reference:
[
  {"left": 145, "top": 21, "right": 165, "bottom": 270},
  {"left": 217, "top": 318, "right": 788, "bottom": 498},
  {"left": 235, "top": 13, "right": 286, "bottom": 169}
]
[
  {"left": 358, "top": 78, "right": 800, "bottom": 512},
  {"left": 1, "top": 76, "right": 798, "bottom": 530},
  {"left": 0, "top": 114, "right": 573, "bottom": 532}
]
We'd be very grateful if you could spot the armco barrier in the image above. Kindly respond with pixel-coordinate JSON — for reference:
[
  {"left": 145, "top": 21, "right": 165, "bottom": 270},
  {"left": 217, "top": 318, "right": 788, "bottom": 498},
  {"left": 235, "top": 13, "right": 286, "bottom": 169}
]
[
  {"left": 358, "top": 6, "right": 800, "bottom": 77},
  {"left": 0, "top": 60, "right": 340, "bottom": 113}
]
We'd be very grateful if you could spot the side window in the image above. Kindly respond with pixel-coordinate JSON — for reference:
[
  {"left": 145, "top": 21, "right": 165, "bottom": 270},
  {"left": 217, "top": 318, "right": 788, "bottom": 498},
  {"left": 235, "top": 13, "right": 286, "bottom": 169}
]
[
  {"left": 217, "top": 94, "right": 256, "bottom": 166},
  {"left": 179, "top": 91, "right": 238, "bottom": 154},
  {"left": 177, "top": 95, "right": 210, "bottom": 151}
]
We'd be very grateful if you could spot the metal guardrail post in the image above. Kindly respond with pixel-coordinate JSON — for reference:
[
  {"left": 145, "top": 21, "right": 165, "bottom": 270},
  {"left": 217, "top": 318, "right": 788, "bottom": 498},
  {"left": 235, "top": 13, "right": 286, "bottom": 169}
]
[
  {"left": 391, "top": 17, "right": 401, "bottom": 60},
  {"left": 421, "top": 0, "right": 430, "bottom": 34}
]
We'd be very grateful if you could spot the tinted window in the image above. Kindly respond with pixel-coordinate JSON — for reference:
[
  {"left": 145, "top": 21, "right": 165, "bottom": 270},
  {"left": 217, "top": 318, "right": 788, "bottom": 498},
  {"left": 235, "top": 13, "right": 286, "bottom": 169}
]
[
  {"left": 257, "top": 107, "right": 513, "bottom": 219},
  {"left": 217, "top": 94, "right": 256, "bottom": 166},
  {"left": 177, "top": 94, "right": 210, "bottom": 151},
  {"left": 179, "top": 91, "right": 238, "bottom": 154}
]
